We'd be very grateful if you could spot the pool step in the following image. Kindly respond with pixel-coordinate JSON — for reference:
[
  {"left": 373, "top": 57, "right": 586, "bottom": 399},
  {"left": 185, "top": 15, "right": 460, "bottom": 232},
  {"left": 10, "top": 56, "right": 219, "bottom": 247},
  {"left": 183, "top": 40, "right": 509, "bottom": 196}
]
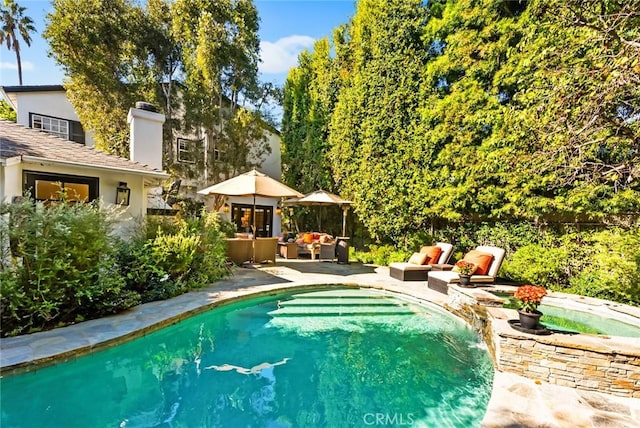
[
  {"left": 289, "top": 289, "right": 389, "bottom": 299},
  {"left": 278, "top": 298, "right": 398, "bottom": 307},
  {"left": 269, "top": 304, "right": 416, "bottom": 317},
  {"left": 270, "top": 289, "right": 423, "bottom": 317}
]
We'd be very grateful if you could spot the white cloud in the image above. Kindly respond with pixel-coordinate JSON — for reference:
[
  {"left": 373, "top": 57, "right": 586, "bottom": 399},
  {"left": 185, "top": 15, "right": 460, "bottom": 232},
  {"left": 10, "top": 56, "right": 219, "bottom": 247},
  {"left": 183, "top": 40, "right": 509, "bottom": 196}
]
[
  {"left": 0, "top": 61, "right": 35, "bottom": 71},
  {"left": 259, "top": 35, "right": 315, "bottom": 74}
]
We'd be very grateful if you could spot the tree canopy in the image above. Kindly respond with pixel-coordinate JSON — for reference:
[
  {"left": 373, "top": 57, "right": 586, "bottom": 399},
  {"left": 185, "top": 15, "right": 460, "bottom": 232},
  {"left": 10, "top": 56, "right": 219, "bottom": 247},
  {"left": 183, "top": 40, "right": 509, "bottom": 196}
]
[
  {"left": 0, "top": 0, "right": 36, "bottom": 85},
  {"left": 44, "top": 0, "right": 274, "bottom": 185},
  {"left": 282, "top": 0, "right": 640, "bottom": 241}
]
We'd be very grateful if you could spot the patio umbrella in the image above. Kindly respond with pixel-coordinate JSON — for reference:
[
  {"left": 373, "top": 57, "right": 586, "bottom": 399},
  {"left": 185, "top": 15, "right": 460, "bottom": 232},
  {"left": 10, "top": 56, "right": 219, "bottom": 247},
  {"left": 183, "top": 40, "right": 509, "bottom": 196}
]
[
  {"left": 283, "top": 189, "right": 352, "bottom": 237},
  {"left": 197, "top": 169, "right": 303, "bottom": 237}
]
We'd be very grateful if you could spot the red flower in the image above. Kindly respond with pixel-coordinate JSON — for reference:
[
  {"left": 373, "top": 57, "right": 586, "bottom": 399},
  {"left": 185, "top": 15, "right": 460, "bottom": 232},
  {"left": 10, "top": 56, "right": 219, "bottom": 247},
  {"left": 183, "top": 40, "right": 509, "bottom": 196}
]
[
  {"left": 454, "top": 260, "right": 476, "bottom": 275},
  {"left": 514, "top": 285, "right": 547, "bottom": 312}
]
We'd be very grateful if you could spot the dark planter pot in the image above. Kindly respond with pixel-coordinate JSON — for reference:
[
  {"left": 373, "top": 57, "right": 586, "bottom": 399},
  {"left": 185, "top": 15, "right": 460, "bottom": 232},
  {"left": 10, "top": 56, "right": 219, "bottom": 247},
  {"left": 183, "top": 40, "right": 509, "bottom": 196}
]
[
  {"left": 459, "top": 274, "right": 472, "bottom": 286},
  {"left": 518, "top": 309, "right": 543, "bottom": 330}
]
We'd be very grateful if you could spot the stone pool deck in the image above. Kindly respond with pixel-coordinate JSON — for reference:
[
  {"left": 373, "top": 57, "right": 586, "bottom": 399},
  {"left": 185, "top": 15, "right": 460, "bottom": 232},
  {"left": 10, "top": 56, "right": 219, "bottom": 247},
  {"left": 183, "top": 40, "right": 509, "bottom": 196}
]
[{"left": 1, "top": 259, "right": 639, "bottom": 427}]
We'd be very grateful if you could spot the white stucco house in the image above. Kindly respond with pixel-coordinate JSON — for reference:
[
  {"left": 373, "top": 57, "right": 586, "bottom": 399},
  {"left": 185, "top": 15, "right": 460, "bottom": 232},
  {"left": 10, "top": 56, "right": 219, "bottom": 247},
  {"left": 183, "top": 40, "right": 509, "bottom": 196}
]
[
  {"left": 0, "top": 85, "right": 286, "bottom": 237},
  {"left": 0, "top": 105, "right": 170, "bottom": 233}
]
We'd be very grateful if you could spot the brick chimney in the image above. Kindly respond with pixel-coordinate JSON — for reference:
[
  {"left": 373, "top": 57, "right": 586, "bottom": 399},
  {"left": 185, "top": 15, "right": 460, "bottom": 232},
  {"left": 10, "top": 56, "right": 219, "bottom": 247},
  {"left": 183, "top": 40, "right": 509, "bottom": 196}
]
[{"left": 127, "top": 102, "right": 165, "bottom": 170}]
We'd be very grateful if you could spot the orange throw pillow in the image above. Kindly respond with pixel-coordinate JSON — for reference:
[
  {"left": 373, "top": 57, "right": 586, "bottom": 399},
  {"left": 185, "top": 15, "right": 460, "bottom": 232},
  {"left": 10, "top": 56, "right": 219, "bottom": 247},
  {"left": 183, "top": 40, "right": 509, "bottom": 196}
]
[
  {"left": 420, "top": 246, "right": 443, "bottom": 265},
  {"left": 462, "top": 250, "right": 494, "bottom": 275},
  {"left": 303, "top": 233, "right": 313, "bottom": 244},
  {"left": 408, "top": 252, "right": 429, "bottom": 265}
]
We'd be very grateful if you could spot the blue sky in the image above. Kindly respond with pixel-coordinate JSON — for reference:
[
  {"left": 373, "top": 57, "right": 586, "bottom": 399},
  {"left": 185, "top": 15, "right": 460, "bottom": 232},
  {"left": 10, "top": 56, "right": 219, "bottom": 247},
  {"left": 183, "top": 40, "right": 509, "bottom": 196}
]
[{"left": 0, "top": 0, "right": 356, "bottom": 88}]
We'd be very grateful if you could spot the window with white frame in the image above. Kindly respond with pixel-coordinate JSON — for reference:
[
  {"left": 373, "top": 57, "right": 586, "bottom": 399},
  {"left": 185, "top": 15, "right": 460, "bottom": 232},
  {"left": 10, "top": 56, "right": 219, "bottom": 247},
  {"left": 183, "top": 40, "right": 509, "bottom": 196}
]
[
  {"left": 29, "top": 113, "right": 85, "bottom": 144},
  {"left": 177, "top": 138, "right": 199, "bottom": 163},
  {"left": 31, "top": 114, "right": 69, "bottom": 140}
]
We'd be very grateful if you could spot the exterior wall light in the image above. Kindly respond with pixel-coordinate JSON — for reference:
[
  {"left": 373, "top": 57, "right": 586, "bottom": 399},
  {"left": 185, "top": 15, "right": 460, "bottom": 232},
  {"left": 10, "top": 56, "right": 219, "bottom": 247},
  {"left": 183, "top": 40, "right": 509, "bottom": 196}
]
[
  {"left": 222, "top": 203, "right": 230, "bottom": 213},
  {"left": 116, "top": 182, "right": 131, "bottom": 206}
]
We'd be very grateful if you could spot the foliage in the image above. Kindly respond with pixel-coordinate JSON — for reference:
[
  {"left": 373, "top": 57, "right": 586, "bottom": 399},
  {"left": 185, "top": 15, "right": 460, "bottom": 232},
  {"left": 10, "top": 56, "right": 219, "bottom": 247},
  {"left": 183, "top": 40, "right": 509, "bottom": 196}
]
[
  {"left": 0, "top": 196, "right": 138, "bottom": 337},
  {"left": 566, "top": 227, "right": 640, "bottom": 305},
  {"left": 0, "top": 195, "right": 231, "bottom": 336},
  {"left": 0, "top": 0, "right": 36, "bottom": 85},
  {"left": 327, "top": 0, "right": 432, "bottom": 242},
  {"left": 117, "top": 211, "right": 230, "bottom": 303},
  {"left": 350, "top": 244, "right": 410, "bottom": 266},
  {"left": 44, "top": 0, "right": 275, "bottom": 185},
  {"left": 501, "top": 226, "right": 640, "bottom": 306},
  {"left": 0, "top": 99, "right": 16, "bottom": 121},
  {"left": 282, "top": 0, "right": 639, "bottom": 242},
  {"left": 513, "top": 285, "right": 547, "bottom": 313},
  {"left": 282, "top": 38, "right": 337, "bottom": 194},
  {"left": 500, "top": 244, "right": 574, "bottom": 288}
]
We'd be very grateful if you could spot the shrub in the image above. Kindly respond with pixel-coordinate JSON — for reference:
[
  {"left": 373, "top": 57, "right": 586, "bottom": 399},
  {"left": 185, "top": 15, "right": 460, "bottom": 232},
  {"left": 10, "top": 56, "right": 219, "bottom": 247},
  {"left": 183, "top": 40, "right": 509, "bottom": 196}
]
[
  {"left": 116, "top": 210, "right": 230, "bottom": 303},
  {"left": 566, "top": 228, "right": 640, "bottom": 305},
  {"left": 351, "top": 244, "right": 410, "bottom": 265},
  {"left": 0, "top": 197, "right": 138, "bottom": 337},
  {"left": 500, "top": 244, "right": 573, "bottom": 287}
]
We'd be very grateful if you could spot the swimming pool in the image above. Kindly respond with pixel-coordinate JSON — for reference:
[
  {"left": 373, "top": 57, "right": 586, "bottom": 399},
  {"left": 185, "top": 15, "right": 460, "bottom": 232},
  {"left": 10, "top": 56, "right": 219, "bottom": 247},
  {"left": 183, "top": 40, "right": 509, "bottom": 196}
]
[{"left": 0, "top": 288, "right": 494, "bottom": 427}]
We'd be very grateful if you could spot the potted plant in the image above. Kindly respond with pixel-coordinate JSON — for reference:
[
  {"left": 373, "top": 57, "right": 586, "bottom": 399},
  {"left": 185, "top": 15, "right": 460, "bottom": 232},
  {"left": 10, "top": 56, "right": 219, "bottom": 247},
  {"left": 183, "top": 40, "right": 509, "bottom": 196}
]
[
  {"left": 454, "top": 260, "right": 476, "bottom": 286},
  {"left": 513, "top": 285, "right": 547, "bottom": 329}
]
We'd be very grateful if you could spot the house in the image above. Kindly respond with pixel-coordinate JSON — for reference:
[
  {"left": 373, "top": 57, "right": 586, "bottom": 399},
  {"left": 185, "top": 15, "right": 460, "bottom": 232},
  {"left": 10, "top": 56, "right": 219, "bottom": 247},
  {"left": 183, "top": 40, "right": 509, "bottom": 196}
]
[
  {"left": 0, "top": 85, "right": 286, "bottom": 237},
  {"left": 0, "top": 103, "right": 170, "bottom": 231}
]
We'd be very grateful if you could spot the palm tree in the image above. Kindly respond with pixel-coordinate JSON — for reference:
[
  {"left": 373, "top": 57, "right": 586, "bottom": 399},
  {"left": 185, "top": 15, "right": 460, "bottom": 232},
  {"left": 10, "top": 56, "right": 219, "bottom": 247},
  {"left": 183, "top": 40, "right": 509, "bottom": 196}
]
[{"left": 0, "top": 0, "right": 36, "bottom": 85}]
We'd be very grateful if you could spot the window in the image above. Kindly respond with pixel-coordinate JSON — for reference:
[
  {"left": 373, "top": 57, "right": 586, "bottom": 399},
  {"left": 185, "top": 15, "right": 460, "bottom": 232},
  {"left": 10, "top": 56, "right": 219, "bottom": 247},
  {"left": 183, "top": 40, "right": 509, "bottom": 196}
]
[
  {"left": 231, "top": 204, "right": 273, "bottom": 237},
  {"left": 177, "top": 138, "right": 200, "bottom": 163},
  {"left": 24, "top": 171, "right": 99, "bottom": 204},
  {"left": 29, "top": 113, "right": 85, "bottom": 144}
]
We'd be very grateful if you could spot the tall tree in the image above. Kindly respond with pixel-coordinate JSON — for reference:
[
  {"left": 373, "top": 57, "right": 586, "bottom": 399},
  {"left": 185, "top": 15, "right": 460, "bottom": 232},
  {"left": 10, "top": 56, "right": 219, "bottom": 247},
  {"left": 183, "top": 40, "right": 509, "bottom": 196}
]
[
  {"left": 44, "top": 0, "right": 159, "bottom": 156},
  {"left": 417, "top": 0, "right": 531, "bottom": 221},
  {"left": 172, "top": 0, "right": 268, "bottom": 183},
  {"left": 0, "top": 0, "right": 36, "bottom": 85},
  {"left": 328, "top": 0, "right": 431, "bottom": 241},
  {"left": 516, "top": 0, "right": 640, "bottom": 219},
  {"left": 44, "top": 0, "right": 273, "bottom": 188},
  {"left": 282, "top": 38, "right": 337, "bottom": 193}
]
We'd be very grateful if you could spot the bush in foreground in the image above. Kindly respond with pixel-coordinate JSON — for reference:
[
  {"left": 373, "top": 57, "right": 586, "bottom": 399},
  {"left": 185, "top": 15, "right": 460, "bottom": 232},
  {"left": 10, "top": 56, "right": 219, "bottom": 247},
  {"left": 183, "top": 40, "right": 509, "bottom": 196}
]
[{"left": 0, "top": 199, "right": 231, "bottom": 337}]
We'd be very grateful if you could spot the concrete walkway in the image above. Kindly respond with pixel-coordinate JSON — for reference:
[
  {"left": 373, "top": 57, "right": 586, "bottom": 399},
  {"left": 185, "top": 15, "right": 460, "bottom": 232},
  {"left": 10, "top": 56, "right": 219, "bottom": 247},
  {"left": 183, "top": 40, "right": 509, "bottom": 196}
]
[{"left": 2, "top": 259, "right": 639, "bottom": 427}]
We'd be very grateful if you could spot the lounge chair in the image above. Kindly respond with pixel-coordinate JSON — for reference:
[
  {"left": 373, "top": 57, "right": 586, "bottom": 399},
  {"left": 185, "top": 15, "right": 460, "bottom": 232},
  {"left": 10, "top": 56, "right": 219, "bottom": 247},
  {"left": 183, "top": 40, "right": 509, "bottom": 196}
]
[
  {"left": 427, "top": 245, "right": 505, "bottom": 294},
  {"left": 389, "top": 242, "right": 454, "bottom": 281}
]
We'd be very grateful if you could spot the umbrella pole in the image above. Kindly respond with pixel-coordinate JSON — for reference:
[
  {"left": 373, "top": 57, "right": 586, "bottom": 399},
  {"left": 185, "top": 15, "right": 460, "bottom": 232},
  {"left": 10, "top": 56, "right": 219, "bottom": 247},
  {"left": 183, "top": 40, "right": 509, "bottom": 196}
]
[
  {"left": 342, "top": 207, "right": 347, "bottom": 237},
  {"left": 252, "top": 194, "right": 256, "bottom": 263}
]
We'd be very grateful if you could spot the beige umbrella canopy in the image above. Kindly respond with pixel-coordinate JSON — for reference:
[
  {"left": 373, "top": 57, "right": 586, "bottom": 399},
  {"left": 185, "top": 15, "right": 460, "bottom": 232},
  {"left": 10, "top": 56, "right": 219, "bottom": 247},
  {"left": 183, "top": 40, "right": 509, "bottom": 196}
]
[
  {"left": 283, "top": 190, "right": 352, "bottom": 237},
  {"left": 197, "top": 169, "right": 303, "bottom": 236},
  {"left": 197, "top": 169, "right": 303, "bottom": 199}
]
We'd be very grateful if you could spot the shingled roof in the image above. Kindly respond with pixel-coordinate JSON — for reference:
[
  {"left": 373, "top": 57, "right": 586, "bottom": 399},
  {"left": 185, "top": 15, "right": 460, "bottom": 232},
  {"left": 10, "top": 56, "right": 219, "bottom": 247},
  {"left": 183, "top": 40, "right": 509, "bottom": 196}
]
[{"left": 0, "top": 119, "right": 168, "bottom": 178}]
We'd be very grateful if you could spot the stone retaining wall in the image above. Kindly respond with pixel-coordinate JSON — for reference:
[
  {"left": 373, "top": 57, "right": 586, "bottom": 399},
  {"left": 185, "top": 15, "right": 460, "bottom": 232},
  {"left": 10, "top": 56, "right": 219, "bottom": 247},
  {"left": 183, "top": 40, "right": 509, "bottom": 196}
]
[
  {"left": 446, "top": 285, "right": 640, "bottom": 398},
  {"left": 495, "top": 328, "right": 640, "bottom": 398}
]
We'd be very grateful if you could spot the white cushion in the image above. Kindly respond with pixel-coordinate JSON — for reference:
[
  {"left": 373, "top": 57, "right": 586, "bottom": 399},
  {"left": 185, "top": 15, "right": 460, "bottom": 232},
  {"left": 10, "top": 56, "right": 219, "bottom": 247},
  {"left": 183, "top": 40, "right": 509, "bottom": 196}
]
[
  {"left": 428, "top": 270, "right": 495, "bottom": 284},
  {"left": 389, "top": 262, "right": 432, "bottom": 271}
]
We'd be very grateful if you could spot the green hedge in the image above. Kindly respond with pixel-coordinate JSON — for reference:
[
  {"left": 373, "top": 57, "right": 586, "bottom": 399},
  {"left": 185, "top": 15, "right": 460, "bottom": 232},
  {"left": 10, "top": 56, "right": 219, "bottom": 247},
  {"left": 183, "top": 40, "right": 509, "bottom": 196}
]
[{"left": 362, "top": 221, "right": 639, "bottom": 307}]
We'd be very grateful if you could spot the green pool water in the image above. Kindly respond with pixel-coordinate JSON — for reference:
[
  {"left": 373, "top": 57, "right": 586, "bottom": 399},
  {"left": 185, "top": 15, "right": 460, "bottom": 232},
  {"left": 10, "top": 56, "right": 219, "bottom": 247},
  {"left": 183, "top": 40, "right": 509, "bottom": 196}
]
[
  {"left": 0, "top": 288, "right": 494, "bottom": 428},
  {"left": 501, "top": 296, "right": 640, "bottom": 337}
]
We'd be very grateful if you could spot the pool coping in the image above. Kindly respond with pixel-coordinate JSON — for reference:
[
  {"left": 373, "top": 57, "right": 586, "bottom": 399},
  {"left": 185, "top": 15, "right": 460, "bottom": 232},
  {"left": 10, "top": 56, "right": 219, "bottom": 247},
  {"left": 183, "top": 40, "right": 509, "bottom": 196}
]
[{"left": 1, "top": 260, "right": 639, "bottom": 427}]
